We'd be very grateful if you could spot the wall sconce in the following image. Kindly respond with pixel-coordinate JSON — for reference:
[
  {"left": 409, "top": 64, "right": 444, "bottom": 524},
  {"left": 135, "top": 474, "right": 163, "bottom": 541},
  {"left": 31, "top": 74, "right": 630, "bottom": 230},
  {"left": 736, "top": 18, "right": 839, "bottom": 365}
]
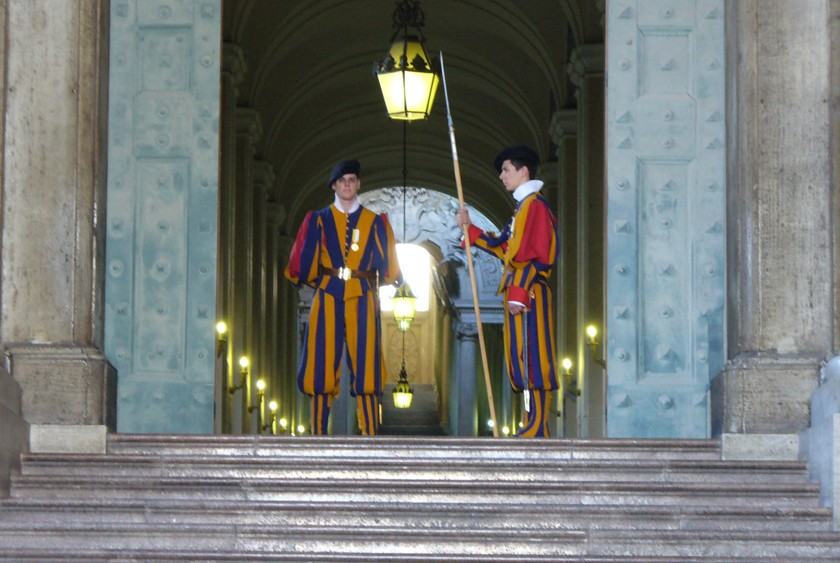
[
  {"left": 278, "top": 416, "right": 289, "bottom": 434},
  {"left": 562, "top": 357, "right": 581, "bottom": 397},
  {"left": 296, "top": 424, "right": 306, "bottom": 436},
  {"left": 215, "top": 321, "right": 227, "bottom": 357},
  {"left": 262, "top": 400, "right": 278, "bottom": 434},
  {"left": 229, "top": 356, "right": 249, "bottom": 394},
  {"left": 248, "top": 379, "right": 265, "bottom": 414},
  {"left": 502, "top": 425, "right": 511, "bottom": 437},
  {"left": 585, "top": 325, "right": 607, "bottom": 369}
]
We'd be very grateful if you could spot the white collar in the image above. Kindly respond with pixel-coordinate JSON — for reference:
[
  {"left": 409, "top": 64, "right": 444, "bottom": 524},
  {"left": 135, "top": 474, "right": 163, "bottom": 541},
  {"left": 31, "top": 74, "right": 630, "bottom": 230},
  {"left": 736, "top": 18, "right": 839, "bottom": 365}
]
[
  {"left": 333, "top": 194, "right": 361, "bottom": 214},
  {"left": 512, "top": 179, "right": 544, "bottom": 203}
]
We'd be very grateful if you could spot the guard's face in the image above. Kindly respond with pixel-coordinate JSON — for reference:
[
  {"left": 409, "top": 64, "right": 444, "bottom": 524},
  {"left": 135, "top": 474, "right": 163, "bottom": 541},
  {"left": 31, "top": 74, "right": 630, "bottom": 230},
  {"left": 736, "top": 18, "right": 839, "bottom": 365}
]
[
  {"left": 332, "top": 173, "right": 360, "bottom": 202},
  {"left": 499, "top": 160, "right": 530, "bottom": 192}
]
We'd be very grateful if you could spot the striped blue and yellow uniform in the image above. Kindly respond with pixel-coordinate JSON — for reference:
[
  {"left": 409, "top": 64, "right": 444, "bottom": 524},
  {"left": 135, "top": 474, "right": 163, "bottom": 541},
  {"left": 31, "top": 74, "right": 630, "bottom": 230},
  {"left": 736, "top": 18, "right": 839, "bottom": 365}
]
[
  {"left": 285, "top": 204, "right": 400, "bottom": 435},
  {"left": 467, "top": 191, "right": 559, "bottom": 437}
]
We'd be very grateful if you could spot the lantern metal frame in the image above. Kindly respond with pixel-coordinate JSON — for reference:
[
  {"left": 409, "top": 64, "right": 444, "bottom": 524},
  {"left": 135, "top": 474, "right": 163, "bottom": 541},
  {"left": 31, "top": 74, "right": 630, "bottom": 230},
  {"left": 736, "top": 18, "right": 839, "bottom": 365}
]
[{"left": 373, "top": 0, "right": 439, "bottom": 121}]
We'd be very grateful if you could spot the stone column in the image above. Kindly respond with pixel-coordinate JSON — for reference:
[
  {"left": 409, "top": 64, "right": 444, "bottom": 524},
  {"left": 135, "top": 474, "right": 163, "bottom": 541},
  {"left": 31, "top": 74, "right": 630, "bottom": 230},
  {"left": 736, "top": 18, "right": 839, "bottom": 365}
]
[
  {"left": 1, "top": 1, "right": 113, "bottom": 454},
  {"left": 567, "top": 44, "right": 605, "bottom": 438},
  {"left": 454, "top": 322, "right": 479, "bottom": 436},
  {"left": 230, "top": 108, "right": 261, "bottom": 433},
  {"left": 549, "top": 109, "right": 578, "bottom": 436},
  {"left": 263, "top": 199, "right": 283, "bottom": 430},
  {"left": 218, "top": 42, "right": 245, "bottom": 434},
  {"left": 714, "top": 0, "right": 832, "bottom": 435},
  {"left": 250, "top": 161, "right": 274, "bottom": 429},
  {"left": 276, "top": 234, "right": 297, "bottom": 432}
]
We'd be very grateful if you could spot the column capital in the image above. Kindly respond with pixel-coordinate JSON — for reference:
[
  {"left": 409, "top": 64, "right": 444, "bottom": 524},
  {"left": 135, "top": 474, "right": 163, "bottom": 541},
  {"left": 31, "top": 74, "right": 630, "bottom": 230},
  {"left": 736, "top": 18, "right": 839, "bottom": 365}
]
[
  {"left": 455, "top": 322, "right": 478, "bottom": 340},
  {"left": 252, "top": 160, "right": 276, "bottom": 192},
  {"left": 235, "top": 107, "right": 262, "bottom": 144},
  {"left": 549, "top": 109, "right": 578, "bottom": 145},
  {"left": 567, "top": 43, "right": 605, "bottom": 86},
  {"left": 267, "top": 202, "right": 287, "bottom": 229},
  {"left": 222, "top": 43, "right": 247, "bottom": 87}
]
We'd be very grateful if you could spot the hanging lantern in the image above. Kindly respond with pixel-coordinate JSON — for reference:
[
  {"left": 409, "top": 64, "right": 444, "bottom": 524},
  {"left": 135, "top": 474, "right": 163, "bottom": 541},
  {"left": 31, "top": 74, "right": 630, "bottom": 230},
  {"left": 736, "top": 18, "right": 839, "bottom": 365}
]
[
  {"left": 392, "top": 281, "right": 417, "bottom": 332},
  {"left": 374, "top": 0, "right": 439, "bottom": 121},
  {"left": 393, "top": 360, "right": 414, "bottom": 408}
]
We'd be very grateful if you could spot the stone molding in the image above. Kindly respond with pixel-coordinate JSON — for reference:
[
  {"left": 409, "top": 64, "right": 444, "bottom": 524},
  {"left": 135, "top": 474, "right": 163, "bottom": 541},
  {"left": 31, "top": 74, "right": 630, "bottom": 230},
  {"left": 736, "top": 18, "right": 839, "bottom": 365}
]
[
  {"left": 252, "top": 160, "right": 276, "bottom": 191},
  {"left": 222, "top": 42, "right": 246, "bottom": 87},
  {"left": 567, "top": 43, "right": 605, "bottom": 86},
  {"left": 235, "top": 107, "right": 262, "bottom": 143},
  {"left": 549, "top": 109, "right": 578, "bottom": 145}
]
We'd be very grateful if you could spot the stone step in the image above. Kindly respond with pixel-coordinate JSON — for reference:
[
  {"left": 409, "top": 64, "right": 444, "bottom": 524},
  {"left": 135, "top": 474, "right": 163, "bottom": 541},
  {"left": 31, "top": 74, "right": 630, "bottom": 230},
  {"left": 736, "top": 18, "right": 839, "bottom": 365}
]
[
  {"left": 17, "top": 452, "right": 810, "bottom": 484},
  {"left": 0, "top": 522, "right": 839, "bottom": 560},
  {"left": 9, "top": 473, "right": 821, "bottom": 507},
  {"left": 0, "top": 497, "right": 832, "bottom": 532},
  {"left": 585, "top": 529, "right": 840, "bottom": 559},
  {"left": 0, "top": 522, "right": 587, "bottom": 559},
  {"left": 106, "top": 434, "right": 723, "bottom": 461},
  {"left": 4, "top": 434, "right": 837, "bottom": 561}
]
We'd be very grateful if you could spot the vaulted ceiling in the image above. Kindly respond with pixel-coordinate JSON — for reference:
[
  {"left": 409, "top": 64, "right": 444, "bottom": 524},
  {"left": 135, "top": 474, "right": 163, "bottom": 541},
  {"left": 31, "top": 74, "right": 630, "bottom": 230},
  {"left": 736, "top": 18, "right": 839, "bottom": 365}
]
[{"left": 222, "top": 0, "right": 603, "bottom": 232}]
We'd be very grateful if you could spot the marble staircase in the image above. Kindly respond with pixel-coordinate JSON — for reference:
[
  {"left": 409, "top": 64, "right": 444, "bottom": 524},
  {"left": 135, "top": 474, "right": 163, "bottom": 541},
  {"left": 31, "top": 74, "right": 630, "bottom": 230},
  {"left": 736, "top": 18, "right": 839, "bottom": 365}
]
[{"left": 1, "top": 434, "right": 839, "bottom": 561}]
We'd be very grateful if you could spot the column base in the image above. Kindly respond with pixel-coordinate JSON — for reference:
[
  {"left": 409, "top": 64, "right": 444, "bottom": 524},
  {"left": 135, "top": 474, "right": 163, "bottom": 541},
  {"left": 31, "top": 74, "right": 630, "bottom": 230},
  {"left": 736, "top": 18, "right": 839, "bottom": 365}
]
[
  {"left": 721, "top": 433, "right": 799, "bottom": 460},
  {"left": 7, "top": 344, "right": 116, "bottom": 429},
  {"left": 30, "top": 424, "right": 107, "bottom": 453},
  {"left": 711, "top": 354, "right": 818, "bottom": 436}
]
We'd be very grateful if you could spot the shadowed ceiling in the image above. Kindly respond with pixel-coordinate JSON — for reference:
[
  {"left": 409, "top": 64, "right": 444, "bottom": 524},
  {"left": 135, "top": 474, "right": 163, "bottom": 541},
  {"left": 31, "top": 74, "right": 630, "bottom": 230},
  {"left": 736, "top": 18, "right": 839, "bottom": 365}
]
[{"left": 223, "top": 0, "right": 603, "bottom": 232}]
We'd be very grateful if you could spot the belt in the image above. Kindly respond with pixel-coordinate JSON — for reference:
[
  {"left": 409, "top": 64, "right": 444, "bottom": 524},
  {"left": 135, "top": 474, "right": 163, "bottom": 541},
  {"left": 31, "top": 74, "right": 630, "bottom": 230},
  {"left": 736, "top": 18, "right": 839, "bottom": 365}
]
[{"left": 319, "top": 266, "right": 376, "bottom": 281}]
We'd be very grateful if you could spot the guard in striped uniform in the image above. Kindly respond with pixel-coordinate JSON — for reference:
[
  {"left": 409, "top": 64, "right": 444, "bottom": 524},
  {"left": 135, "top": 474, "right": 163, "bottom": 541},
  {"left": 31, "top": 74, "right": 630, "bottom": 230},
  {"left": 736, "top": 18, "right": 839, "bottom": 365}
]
[
  {"left": 456, "top": 146, "right": 559, "bottom": 437},
  {"left": 285, "top": 159, "right": 401, "bottom": 436}
]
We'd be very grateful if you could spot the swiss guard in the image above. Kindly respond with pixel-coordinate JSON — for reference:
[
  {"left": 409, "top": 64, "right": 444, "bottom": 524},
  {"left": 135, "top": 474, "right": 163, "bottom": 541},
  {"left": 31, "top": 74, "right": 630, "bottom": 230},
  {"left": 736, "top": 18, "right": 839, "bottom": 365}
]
[
  {"left": 285, "top": 159, "right": 401, "bottom": 436},
  {"left": 456, "top": 145, "right": 560, "bottom": 437}
]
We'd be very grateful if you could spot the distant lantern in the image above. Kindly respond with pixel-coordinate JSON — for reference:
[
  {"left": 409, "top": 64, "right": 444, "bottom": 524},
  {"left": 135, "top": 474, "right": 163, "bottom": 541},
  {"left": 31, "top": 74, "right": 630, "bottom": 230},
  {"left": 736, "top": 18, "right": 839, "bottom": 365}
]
[
  {"left": 392, "top": 281, "right": 417, "bottom": 332},
  {"left": 392, "top": 360, "right": 414, "bottom": 409}
]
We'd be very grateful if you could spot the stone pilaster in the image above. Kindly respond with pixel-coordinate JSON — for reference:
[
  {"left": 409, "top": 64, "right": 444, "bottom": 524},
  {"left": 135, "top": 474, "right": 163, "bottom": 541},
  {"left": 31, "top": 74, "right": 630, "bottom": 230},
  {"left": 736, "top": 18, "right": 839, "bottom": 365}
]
[
  {"left": 549, "top": 109, "right": 578, "bottom": 436},
  {"left": 567, "top": 43, "right": 605, "bottom": 438},
  {"left": 217, "top": 43, "right": 246, "bottom": 434},
  {"left": 714, "top": 0, "right": 832, "bottom": 434},
  {"left": 0, "top": 0, "right": 113, "bottom": 459},
  {"left": 276, "top": 234, "right": 298, "bottom": 429},
  {"left": 250, "top": 160, "right": 274, "bottom": 432},
  {"left": 229, "top": 107, "right": 262, "bottom": 433},
  {"left": 263, "top": 198, "right": 282, "bottom": 427}
]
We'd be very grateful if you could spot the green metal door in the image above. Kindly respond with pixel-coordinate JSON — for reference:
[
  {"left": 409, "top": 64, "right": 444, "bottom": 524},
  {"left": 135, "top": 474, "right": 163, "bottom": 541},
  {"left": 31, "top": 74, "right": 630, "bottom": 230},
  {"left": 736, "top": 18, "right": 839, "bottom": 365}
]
[
  {"left": 105, "top": 0, "right": 221, "bottom": 433},
  {"left": 606, "top": 0, "right": 726, "bottom": 437}
]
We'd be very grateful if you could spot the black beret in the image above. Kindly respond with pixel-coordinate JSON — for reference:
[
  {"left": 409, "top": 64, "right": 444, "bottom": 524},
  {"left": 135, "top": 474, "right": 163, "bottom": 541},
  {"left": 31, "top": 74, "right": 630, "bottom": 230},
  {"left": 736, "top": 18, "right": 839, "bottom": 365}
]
[
  {"left": 327, "top": 159, "right": 361, "bottom": 188},
  {"left": 493, "top": 145, "right": 540, "bottom": 174}
]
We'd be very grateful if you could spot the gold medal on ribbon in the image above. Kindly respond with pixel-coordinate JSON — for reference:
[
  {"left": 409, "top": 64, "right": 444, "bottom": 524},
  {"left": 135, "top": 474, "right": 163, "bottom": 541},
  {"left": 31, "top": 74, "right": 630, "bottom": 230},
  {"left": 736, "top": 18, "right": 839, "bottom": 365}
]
[{"left": 350, "top": 229, "right": 360, "bottom": 252}]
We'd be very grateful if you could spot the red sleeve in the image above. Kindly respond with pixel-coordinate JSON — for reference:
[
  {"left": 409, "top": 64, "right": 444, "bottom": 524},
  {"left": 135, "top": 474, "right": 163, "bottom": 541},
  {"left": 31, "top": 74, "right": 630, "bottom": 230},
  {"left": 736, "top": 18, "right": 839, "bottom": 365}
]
[
  {"left": 460, "top": 224, "right": 484, "bottom": 248},
  {"left": 514, "top": 201, "right": 555, "bottom": 265},
  {"left": 507, "top": 285, "right": 529, "bottom": 304},
  {"left": 284, "top": 210, "right": 314, "bottom": 284}
]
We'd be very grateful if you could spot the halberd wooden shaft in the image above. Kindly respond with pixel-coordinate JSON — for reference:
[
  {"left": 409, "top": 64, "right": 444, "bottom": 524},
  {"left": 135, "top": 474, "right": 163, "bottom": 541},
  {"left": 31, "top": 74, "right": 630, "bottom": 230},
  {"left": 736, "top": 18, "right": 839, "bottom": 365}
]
[{"left": 439, "top": 52, "right": 499, "bottom": 437}]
